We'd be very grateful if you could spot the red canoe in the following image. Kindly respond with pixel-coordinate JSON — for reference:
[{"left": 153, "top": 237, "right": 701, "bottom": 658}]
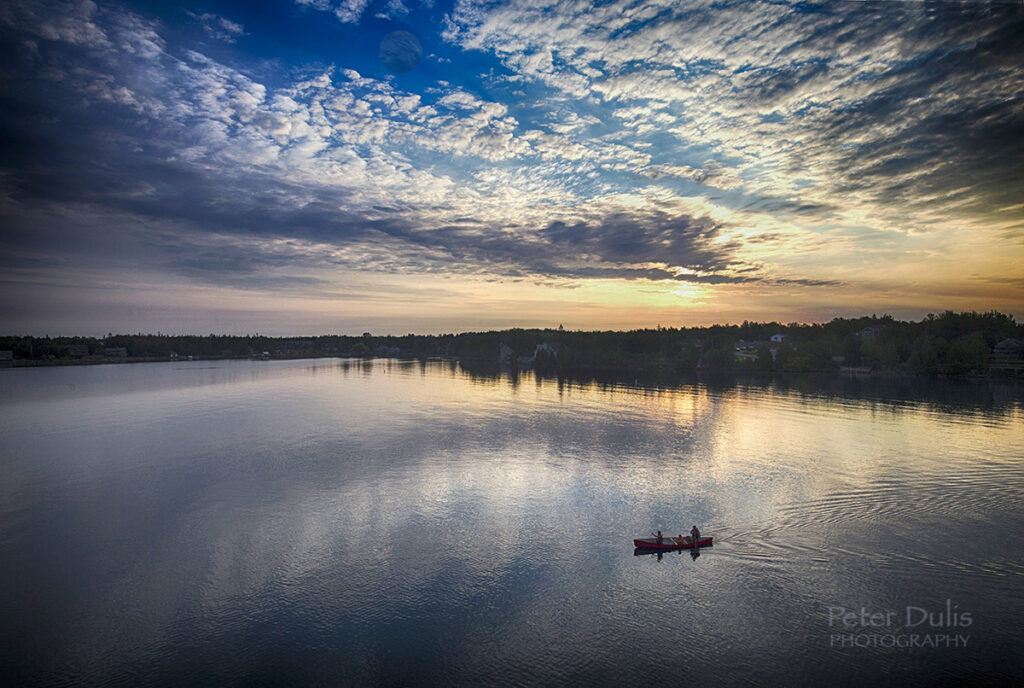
[{"left": 634, "top": 535, "right": 713, "bottom": 550}]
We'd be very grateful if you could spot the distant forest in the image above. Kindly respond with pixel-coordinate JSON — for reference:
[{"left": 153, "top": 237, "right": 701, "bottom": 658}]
[{"left": 2, "top": 310, "right": 1023, "bottom": 377}]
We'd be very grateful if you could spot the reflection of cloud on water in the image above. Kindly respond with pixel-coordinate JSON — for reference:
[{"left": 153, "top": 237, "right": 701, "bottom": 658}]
[{"left": 14, "top": 359, "right": 1023, "bottom": 682}]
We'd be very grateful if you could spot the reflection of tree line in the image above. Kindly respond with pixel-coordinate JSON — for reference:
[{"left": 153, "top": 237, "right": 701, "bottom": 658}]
[
  {"left": 2, "top": 311, "right": 1021, "bottom": 381},
  {"left": 457, "top": 363, "right": 1022, "bottom": 415}
]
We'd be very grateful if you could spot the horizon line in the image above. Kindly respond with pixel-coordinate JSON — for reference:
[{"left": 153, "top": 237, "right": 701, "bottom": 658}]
[{"left": 3, "top": 309, "right": 1018, "bottom": 340}]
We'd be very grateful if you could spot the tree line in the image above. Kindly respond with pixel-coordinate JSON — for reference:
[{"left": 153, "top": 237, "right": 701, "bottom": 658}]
[{"left": 1, "top": 310, "right": 1020, "bottom": 376}]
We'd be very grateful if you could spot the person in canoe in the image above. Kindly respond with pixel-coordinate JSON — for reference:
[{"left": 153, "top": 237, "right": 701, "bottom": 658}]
[
  {"left": 656, "top": 530, "right": 664, "bottom": 544},
  {"left": 690, "top": 525, "right": 701, "bottom": 544}
]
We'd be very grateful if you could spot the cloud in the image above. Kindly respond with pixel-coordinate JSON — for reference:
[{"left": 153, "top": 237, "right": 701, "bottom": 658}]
[
  {"left": 442, "top": 0, "right": 1024, "bottom": 237},
  {"left": 187, "top": 12, "right": 245, "bottom": 43},
  {"left": 2, "top": 0, "right": 1018, "bottom": 315},
  {"left": 538, "top": 212, "right": 731, "bottom": 272},
  {"left": 295, "top": 0, "right": 406, "bottom": 24}
]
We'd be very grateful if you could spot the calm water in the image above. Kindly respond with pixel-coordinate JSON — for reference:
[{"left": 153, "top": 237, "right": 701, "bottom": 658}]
[{"left": 2, "top": 359, "right": 1023, "bottom": 686}]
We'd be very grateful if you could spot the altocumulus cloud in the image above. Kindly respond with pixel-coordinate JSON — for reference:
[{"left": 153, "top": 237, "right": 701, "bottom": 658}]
[
  {"left": 442, "top": 0, "right": 1024, "bottom": 234},
  {"left": 0, "top": 0, "right": 1021, "bottom": 310},
  {"left": 0, "top": 0, "right": 767, "bottom": 291}
]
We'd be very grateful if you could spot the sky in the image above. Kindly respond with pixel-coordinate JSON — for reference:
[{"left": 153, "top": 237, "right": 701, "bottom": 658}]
[{"left": 1, "top": 0, "right": 1022, "bottom": 336}]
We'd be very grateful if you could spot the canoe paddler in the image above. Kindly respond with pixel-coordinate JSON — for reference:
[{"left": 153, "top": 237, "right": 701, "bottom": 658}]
[
  {"left": 690, "top": 525, "right": 701, "bottom": 545},
  {"left": 656, "top": 530, "right": 663, "bottom": 544}
]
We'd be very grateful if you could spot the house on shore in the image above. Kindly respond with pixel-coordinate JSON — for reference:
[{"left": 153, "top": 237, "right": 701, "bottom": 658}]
[
  {"left": 859, "top": 325, "right": 884, "bottom": 338},
  {"left": 991, "top": 338, "right": 1024, "bottom": 372},
  {"left": 498, "top": 343, "right": 514, "bottom": 367}
]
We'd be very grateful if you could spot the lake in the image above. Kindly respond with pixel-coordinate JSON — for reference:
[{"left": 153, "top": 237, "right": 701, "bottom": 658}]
[{"left": 2, "top": 359, "right": 1023, "bottom": 686}]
